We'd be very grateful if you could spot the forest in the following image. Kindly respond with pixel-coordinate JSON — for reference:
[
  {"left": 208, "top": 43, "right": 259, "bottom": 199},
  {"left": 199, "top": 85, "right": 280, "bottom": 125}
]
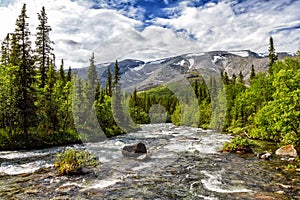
[{"left": 0, "top": 4, "right": 299, "bottom": 150}]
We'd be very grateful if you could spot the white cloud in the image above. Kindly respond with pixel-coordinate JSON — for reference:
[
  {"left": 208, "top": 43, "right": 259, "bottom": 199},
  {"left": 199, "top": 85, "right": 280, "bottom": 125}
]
[
  {"left": 0, "top": 0, "right": 299, "bottom": 68},
  {"left": 154, "top": 0, "right": 300, "bottom": 53}
]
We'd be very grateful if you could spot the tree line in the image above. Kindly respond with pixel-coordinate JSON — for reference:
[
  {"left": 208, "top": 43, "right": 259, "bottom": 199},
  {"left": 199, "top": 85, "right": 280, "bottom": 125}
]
[{"left": 0, "top": 4, "right": 129, "bottom": 150}]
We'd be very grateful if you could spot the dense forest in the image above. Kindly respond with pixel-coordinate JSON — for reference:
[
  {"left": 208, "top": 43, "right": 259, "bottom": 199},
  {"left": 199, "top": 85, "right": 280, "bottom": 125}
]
[
  {"left": 0, "top": 4, "right": 299, "bottom": 150},
  {"left": 0, "top": 4, "right": 128, "bottom": 150}
]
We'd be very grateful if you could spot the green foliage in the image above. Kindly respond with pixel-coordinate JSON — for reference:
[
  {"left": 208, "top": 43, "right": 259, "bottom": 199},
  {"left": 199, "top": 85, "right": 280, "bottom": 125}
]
[
  {"left": 54, "top": 148, "right": 99, "bottom": 175},
  {"left": 222, "top": 136, "right": 257, "bottom": 152},
  {"left": 251, "top": 57, "right": 300, "bottom": 144}
]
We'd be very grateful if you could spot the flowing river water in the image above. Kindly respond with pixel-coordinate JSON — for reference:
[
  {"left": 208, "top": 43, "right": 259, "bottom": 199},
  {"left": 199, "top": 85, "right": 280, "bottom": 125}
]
[{"left": 0, "top": 124, "right": 300, "bottom": 199}]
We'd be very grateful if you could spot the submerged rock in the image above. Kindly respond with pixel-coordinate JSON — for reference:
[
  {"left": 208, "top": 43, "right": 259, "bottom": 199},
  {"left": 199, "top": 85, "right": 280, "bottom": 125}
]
[
  {"left": 122, "top": 142, "right": 147, "bottom": 157},
  {"left": 275, "top": 145, "right": 297, "bottom": 158}
]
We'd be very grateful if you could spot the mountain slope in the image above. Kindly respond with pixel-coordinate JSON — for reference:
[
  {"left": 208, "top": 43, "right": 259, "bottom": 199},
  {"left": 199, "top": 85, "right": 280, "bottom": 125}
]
[{"left": 72, "top": 50, "right": 293, "bottom": 91}]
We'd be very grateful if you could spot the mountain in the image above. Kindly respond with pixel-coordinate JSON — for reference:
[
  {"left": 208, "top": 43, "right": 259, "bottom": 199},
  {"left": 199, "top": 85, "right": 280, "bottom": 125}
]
[{"left": 72, "top": 50, "right": 294, "bottom": 91}]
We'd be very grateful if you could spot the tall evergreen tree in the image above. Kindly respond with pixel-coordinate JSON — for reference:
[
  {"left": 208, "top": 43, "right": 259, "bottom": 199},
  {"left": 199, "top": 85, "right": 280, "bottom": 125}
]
[
  {"left": 232, "top": 73, "right": 237, "bottom": 84},
  {"left": 85, "top": 53, "right": 98, "bottom": 109},
  {"left": 1, "top": 34, "right": 10, "bottom": 66},
  {"left": 250, "top": 64, "right": 255, "bottom": 82},
  {"left": 113, "top": 60, "right": 120, "bottom": 88},
  {"left": 59, "top": 59, "right": 65, "bottom": 85},
  {"left": 268, "top": 36, "right": 278, "bottom": 74},
  {"left": 66, "top": 66, "right": 72, "bottom": 82},
  {"left": 223, "top": 71, "right": 230, "bottom": 85},
  {"left": 35, "top": 6, "right": 53, "bottom": 88},
  {"left": 14, "top": 4, "right": 37, "bottom": 135},
  {"left": 87, "top": 53, "right": 98, "bottom": 91},
  {"left": 105, "top": 67, "right": 112, "bottom": 96},
  {"left": 237, "top": 71, "right": 244, "bottom": 84}
]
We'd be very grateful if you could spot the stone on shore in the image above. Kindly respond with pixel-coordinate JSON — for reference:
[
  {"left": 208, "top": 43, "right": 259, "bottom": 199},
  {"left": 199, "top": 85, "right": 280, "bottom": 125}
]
[{"left": 275, "top": 144, "right": 297, "bottom": 158}]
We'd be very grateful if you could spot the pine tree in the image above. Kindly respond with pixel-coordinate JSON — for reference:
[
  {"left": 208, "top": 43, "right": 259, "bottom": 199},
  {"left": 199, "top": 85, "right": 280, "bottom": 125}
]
[
  {"left": 223, "top": 71, "right": 230, "bottom": 85},
  {"left": 59, "top": 59, "right": 65, "bottom": 85},
  {"left": 237, "top": 71, "right": 244, "bottom": 84},
  {"left": 232, "top": 73, "right": 237, "bottom": 84},
  {"left": 95, "top": 82, "right": 101, "bottom": 101},
  {"left": 66, "top": 66, "right": 72, "bottom": 82},
  {"left": 113, "top": 60, "right": 120, "bottom": 88},
  {"left": 112, "top": 60, "right": 126, "bottom": 131},
  {"left": 250, "top": 64, "right": 255, "bottom": 82},
  {"left": 14, "top": 4, "right": 37, "bottom": 135},
  {"left": 105, "top": 67, "right": 112, "bottom": 96},
  {"left": 87, "top": 53, "right": 97, "bottom": 91},
  {"left": 86, "top": 53, "right": 98, "bottom": 108},
  {"left": 268, "top": 36, "right": 278, "bottom": 74},
  {"left": 35, "top": 6, "right": 53, "bottom": 88},
  {"left": 1, "top": 34, "right": 10, "bottom": 66}
]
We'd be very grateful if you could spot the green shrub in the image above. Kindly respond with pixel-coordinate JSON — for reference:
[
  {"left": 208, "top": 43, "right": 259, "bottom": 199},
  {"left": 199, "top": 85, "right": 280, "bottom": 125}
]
[
  {"left": 54, "top": 148, "right": 100, "bottom": 175},
  {"left": 222, "top": 136, "right": 257, "bottom": 153}
]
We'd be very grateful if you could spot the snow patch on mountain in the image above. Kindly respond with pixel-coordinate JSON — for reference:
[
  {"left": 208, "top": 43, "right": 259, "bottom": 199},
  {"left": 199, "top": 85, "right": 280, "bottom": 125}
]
[
  {"left": 186, "top": 52, "right": 205, "bottom": 58},
  {"left": 228, "top": 51, "right": 249, "bottom": 57},
  {"left": 212, "top": 55, "right": 226, "bottom": 63},
  {"left": 188, "top": 59, "right": 194, "bottom": 69},
  {"left": 131, "top": 64, "right": 145, "bottom": 71},
  {"left": 148, "top": 58, "right": 167, "bottom": 65},
  {"left": 174, "top": 60, "right": 186, "bottom": 66}
]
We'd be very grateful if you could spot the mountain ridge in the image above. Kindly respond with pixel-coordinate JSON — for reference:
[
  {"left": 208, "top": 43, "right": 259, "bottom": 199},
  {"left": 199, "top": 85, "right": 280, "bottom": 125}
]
[{"left": 72, "top": 50, "right": 294, "bottom": 91}]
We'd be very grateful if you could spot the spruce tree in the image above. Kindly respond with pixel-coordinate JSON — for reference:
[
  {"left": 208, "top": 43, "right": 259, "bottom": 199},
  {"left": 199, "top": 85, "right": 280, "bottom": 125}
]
[
  {"left": 268, "top": 36, "right": 278, "bottom": 74},
  {"left": 87, "top": 53, "right": 98, "bottom": 91},
  {"left": 86, "top": 53, "right": 98, "bottom": 109},
  {"left": 250, "top": 64, "right": 255, "bottom": 82},
  {"left": 35, "top": 6, "right": 53, "bottom": 88},
  {"left": 232, "top": 73, "right": 237, "bottom": 84},
  {"left": 1, "top": 34, "right": 10, "bottom": 66},
  {"left": 66, "top": 66, "right": 72, "bottom": 82},
  {"left": 237, "top": 71, "right": 244, "bottom": 84},
  {"left": 59, "top": 59, "right": 65, "bottom": 85},
  {"left": 113, "top": 60, "right": 120, "bottom": 88},
  {"left": 223, "top": 72, "right": 230, "bottom": 85},
  {"left": 14, "top": 4, "right": 37, "bottom": 135},
  {"left": 105, "top": 67, "right": 112, "bottom": 96}
]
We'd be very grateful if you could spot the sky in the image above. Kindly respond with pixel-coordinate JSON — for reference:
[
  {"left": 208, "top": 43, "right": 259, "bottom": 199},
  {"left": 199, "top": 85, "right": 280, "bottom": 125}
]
[{"left": 0, "top": 0, "right": 299, "bottom": 68}]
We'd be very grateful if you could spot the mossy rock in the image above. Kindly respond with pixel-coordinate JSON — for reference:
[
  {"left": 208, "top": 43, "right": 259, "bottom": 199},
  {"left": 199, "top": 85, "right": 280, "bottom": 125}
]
[{"left": 54, "top": 148, "right": 100, "bottom": 175}]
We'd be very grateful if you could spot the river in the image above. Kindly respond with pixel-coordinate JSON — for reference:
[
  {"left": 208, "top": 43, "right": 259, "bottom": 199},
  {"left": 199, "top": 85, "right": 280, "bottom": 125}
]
[{"left": 0, "top": 124, "right": 299, "bottom": 199}]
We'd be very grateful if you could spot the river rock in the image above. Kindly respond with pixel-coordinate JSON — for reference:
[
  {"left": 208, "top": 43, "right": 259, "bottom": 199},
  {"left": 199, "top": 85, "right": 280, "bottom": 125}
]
[
  {"left": 122, "top": 142, "right": 147, "bottom": 157},
  {"left": 257, "top": 151, "right": 272, "bottom": 160},
  {"left": 275, "top": 144, "right": 297, "bottom": 158}
]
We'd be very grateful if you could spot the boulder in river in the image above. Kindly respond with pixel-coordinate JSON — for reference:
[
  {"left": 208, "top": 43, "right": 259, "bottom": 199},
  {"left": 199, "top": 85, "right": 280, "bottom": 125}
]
[
  {"left": 275, "top": 144, "right": 297, "bottom": 158},
  {"left": 122, "top": 142, "right": 147, "bottom": 157}
]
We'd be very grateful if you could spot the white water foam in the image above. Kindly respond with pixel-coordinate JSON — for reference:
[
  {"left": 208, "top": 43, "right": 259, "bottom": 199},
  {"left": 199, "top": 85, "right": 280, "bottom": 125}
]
[
  {"left": 0, "top": 160, "right": 52, "bottom": 175},
  {"left": 131, "top": 162, "right": 152, "bottom": 171},
  {"left": 88, "top": 179, "right": 119, "bottom": 189},
  {"left": 201, "top": 170, "right": 252, "bottom": 193}
]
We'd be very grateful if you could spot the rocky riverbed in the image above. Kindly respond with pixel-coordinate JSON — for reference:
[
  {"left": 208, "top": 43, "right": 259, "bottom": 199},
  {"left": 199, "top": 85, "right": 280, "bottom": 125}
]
[{"left": 0, "top": 124, "right": 300, "bottom": 199}]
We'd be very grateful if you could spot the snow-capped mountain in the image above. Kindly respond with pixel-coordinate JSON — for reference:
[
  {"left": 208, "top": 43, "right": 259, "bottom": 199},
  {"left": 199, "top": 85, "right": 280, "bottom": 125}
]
[{"left": 72, "top": 50, "right": 293, "bottom": 91}]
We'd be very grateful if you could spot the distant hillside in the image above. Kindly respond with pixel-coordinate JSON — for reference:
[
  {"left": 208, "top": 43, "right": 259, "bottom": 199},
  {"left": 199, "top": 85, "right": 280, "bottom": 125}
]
[{"left": 72, "top": 50, "right": 294, "bottom": 91}]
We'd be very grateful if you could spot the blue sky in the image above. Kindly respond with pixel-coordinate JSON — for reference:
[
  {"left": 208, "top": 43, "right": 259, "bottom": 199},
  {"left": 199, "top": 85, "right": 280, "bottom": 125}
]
[{"left": 0, "top": 0, "right": 299, "bottom": 68}]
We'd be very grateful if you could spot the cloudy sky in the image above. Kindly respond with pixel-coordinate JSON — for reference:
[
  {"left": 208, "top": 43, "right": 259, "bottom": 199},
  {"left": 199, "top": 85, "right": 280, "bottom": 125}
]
[{"left": 0, "top": 0, "right": 299, "bottom": 68}]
